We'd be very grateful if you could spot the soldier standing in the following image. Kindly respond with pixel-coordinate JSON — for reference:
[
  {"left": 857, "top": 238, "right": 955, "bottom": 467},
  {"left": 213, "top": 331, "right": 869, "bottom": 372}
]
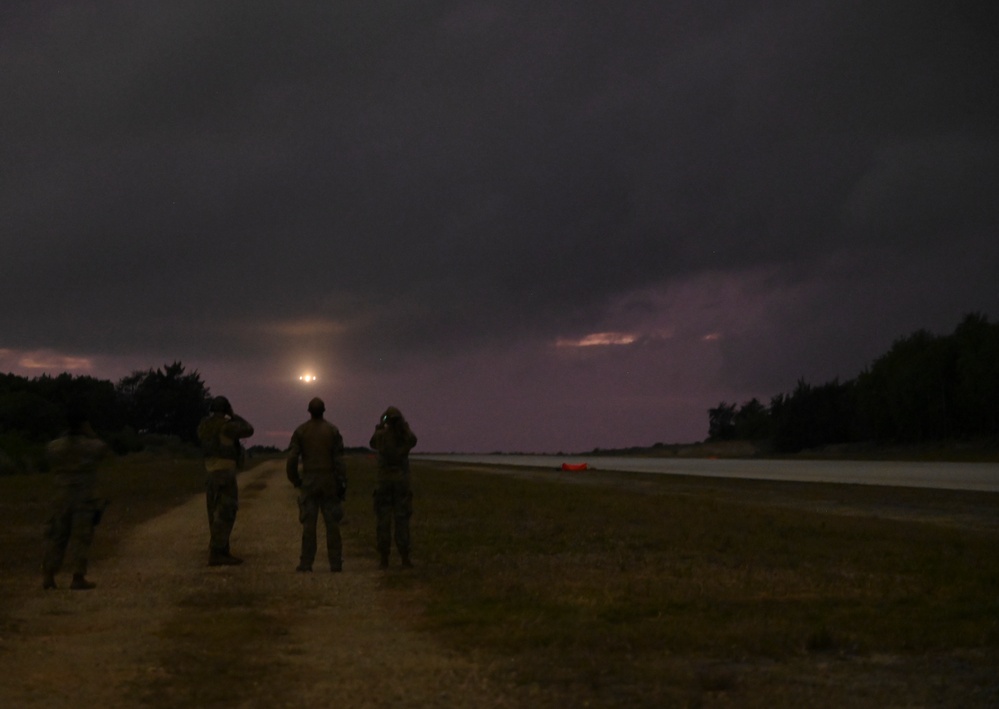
[
  {"left": 197, "top": 395, "right": 254, "bottom": 566},
  {"left": 42, "top": 406, "right": 110, "bottom": 590},
  {"left": 286, "top": 397, "right": 347, "bottom": 572},
  {"left": 369, "top": 406, "right": 417, "bottom": 569}
]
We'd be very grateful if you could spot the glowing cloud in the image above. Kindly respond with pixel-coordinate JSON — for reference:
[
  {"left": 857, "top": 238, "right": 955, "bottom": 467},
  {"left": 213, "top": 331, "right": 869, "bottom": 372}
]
[
  {"left": 6, "top": 350, "right": 93, "bottom": 371},
  {"left": 556, "top": 332, "right": 638, "bottom": 348}
]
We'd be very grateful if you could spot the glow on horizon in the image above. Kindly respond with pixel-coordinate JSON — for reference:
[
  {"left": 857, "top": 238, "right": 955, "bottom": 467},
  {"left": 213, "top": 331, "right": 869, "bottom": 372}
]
[
  {"left": 556, "top": 332, "right": 638, "bottom": 348},
  {"left": 0, "top": 348, "right": 93, "bottom": 372}
]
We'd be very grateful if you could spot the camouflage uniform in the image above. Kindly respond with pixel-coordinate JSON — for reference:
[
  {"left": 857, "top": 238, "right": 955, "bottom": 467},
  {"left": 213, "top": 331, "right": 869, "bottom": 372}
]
[
  {"left": 369, "top": 406, "right": 417, "bottom": 568},
  {"left": 286, "top": 398, "right": 347, "bottom": 572},
  {"left": 197, "top": 397, "right": 254, "bottom": 565},
  {"left": 42, "top": 423, "right": 110, "bottom": 590}
]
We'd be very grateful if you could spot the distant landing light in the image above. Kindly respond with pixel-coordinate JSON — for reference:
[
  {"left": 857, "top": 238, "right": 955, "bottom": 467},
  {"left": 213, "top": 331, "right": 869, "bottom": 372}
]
[{"left": 299, "top": 374, "right": 317, "bottom": 382}]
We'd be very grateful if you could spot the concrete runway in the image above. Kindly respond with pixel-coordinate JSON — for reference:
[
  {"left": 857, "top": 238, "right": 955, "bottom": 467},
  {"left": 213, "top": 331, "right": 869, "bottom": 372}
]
[{"left": 412, "top": 454, "right": 999, "bottom": 492}]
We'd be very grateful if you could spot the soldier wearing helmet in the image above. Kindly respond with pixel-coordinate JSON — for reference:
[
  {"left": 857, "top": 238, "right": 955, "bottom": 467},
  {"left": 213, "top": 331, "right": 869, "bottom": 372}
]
[
  {"left": 286, "top": 396, "right": 347, "bottom": 572},
  {"left": 369, "top": 406, "right": 417, "bottom": 569},
  {"left": 197, "top": 395, "right": 254, "bottom": 566},
  {"left": 42, "top": 404, "right": 110, "bottom": 590}
]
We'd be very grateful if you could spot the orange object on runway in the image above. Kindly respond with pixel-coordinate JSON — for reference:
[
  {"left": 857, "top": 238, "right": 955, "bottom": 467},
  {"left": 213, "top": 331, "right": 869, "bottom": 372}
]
[{"left": 561, "top": 463, "right": 588, "bottom": 471}]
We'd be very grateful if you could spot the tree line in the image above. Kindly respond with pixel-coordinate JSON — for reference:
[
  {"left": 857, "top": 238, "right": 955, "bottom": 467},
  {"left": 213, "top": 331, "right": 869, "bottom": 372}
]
[
  {"left": 708, "top": 313, "right": 999, "bottom": 453},
  {"left": 0, "top": 361, "right": 210, "bottom": 472}
]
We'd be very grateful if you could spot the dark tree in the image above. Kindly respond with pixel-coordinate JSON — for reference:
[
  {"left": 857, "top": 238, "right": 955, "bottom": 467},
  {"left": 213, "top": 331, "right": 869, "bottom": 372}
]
[
  {"left": 854, "top": 330, "right": 955, "bottom": 442},
  {"left": 952, "top": 313, "right": 999, "bottom": 437},
  {"left": 0, "top": 389, "right": 62, "bottom": 439},
  {"left": 733, "top": 398, "right": 773, "bottom": 441},
  {"left": 708, "top": 402, "right": 737, "bottom": 441},
  {"left": 0, "top": 372, "right": 122, "bottom": 440},
  {"left": 770, "top": 379, "right": 854, "bottom": 453},
  {"left": 116, "top": 362, "right": 211, "bottom": 442}
]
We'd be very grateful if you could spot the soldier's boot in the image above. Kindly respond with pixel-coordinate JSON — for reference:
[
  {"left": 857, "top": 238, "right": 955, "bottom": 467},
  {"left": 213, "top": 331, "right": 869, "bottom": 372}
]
[
  {"left": 209, "top": 551, "right": 243, "bottom": 566},
  {"left": 400, "top": 553, "right": 413, "bottom": 569},
  {"left": 70, "top": 574, "right": 95, "bottom": 590},
  {"left": 379, "top": 552, "right": 389, "bottom": 569},
  {"left": 296, "top": 563, "right": 313, "bottom": 572},
  {"left": 43, "top": 572, "right": 57, "bottom": 590},
  {"left": 330, "top": 559, "right": 343, "bottom": 573}
]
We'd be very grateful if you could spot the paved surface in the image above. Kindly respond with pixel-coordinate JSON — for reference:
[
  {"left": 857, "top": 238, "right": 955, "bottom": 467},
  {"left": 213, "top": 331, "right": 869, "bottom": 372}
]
[{"left": 414, "top": 454, "right": 999, "bottom": 492}]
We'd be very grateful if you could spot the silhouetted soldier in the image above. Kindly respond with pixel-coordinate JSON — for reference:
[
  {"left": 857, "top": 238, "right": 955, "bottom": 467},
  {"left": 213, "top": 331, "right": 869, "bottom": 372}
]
[
  {"left": 369, "top": 406, "right": 417, "bottom": 569},
  {"left": 286, "top": 397, "right": 347, "bottom": 572},
  {"left": 197, "top": 396, "right": 254, "bottom": 566},
  {"left": 42, "top": 405, "right": 110, "bottom": 590}
]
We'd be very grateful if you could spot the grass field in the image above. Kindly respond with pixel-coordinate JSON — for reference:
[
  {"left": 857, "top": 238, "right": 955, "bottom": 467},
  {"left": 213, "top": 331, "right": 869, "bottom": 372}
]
[
  {"left": 370, "top": 460, "right": 999, "bottom": 706},
  {"left": 3, "top": 452, "right": 998, "bottom": 706}
]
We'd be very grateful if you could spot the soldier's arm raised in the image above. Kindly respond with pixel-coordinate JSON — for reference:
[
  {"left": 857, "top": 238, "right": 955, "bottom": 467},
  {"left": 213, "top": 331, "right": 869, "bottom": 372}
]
[{"left": 223, "top": 414, "right": 254, "bottom": 440}]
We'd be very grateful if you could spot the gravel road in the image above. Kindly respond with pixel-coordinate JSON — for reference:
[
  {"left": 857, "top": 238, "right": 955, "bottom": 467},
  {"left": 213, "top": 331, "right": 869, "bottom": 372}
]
[{"left": 0, "top": 460, "right": 512, "bottom": 708}]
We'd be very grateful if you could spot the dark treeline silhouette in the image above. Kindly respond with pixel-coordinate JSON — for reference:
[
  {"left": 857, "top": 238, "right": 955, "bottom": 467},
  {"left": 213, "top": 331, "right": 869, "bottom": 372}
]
[
  {"left": 0, "top": 361, "right": 210, "bottom": 472},
  {"left": 115, "top": 362, "right": 210, "bottom": 443},
  {"left": 709, "top": 313, "right": 999, "bottom": 453}
]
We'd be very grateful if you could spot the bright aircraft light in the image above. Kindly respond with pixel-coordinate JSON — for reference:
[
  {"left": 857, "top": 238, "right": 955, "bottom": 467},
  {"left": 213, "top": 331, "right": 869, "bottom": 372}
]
[{"left": 298, "top": 374, "right": 317, "bottom": 382}]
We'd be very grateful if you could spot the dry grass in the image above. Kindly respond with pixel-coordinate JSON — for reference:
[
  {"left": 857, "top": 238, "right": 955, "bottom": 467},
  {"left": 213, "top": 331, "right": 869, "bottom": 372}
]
[
  {"left": 4, "top": 453, "right": 999, "bottom": 706},
  {"left": 372, "top": 461, "right": 999, "bottom": 707},
  {"left": 0, "top": 452, "right": 203, "bottom": 575}
]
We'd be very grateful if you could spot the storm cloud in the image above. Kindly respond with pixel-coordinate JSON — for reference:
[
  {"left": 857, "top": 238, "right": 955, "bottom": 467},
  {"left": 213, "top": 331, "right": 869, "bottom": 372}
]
[{"left": 3, "top": 1, "right": 997, "bottom": 451}]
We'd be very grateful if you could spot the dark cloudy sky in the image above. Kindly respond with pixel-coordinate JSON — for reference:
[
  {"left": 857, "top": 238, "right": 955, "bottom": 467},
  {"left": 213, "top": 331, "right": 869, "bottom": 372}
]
[{"left": 3, "top": 1, "right": 997, "bottom": 452}]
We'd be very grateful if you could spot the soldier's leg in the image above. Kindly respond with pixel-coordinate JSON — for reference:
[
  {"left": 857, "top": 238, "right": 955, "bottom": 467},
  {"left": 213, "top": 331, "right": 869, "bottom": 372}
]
[
  {"left": 205, "top": 479, "right": 216, "bottom": 527},
  {"left": 42, "top": 507, "right": 72, "bottom": 588},
  {"left": 320, "top": 495, "right": 344, "bottom": 571},
  {"left": 209, "top": 477, "right": 240, "bottom": 564},
  {"left": 373, "top": 484, "right": 393, "bottom": 567},
  {"left": 298, "top": 493, "right": 319, "bottom": 571},
  {"left": 206, "top": 478, "right": 219, "bottom": 548},
  {"left": 394, "top": 484, "right": 413, "bottom": 567},
  {"left": 66, "top": 507, "right": 96, "bottom": 578}
]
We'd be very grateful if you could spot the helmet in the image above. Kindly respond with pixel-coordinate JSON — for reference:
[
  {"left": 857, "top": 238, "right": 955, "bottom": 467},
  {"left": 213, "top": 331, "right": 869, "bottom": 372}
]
[
  {"left": 308, "top": 397, "right": 325, "bottom": 414},
  {"left": 381, "top": 406, "right": 403, "bottom": 423},
  {"left": 209, "top": 396, "right": 231, "bottom": 413}
]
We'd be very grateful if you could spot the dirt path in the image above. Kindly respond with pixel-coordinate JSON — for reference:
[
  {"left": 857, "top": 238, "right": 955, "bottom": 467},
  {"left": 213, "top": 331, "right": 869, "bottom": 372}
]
[{"left": 1, "top": 461, "right": 510, "bottom": 708}]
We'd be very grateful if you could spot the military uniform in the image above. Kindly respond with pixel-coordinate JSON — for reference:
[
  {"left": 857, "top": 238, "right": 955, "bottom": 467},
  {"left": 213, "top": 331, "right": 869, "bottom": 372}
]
[
  {"left": 43, "top": 424, "right": 109, "bottom": 590},
  {"left": 369, "top": 406, "right": 417, "bottom": 568},
  {"left": 197, "top": 397, "right": 254, "bottom": 566},
  {"left": 286, "top": 398, "right": 347, "bottom": 572}
]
